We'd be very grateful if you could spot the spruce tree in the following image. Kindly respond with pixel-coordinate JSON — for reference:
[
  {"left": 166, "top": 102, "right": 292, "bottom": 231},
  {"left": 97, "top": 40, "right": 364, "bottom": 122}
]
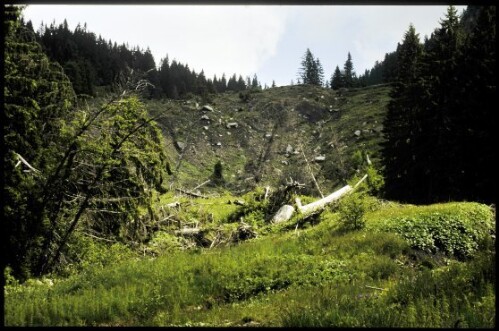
[
  {"left": 330, "top": 65, "right": 343, "bottom": 90},
  {"left": 315, "top": 57, "right": 325, "bottom": 86},
  {"left": 343, "top": 52, "right": 355, "bottom": 87},
  {"left": 414, "top": 5, "right": 464, "bottom": 202},
  {"left": 210, "top": 160, "right": 225, "bottom": 186},
  {"left": 382, "top": 23, "right": 424, "bottom": 202},
  {"left": 456, "top": 6, "right": 496, "bottom": 202},
  {"left": 299, "top": 48, "right": 322, "bottom": 86}
]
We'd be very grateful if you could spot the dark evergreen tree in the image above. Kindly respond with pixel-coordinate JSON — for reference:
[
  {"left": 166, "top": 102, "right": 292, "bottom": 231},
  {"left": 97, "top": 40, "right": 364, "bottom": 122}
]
[
  {"left": 196, "top": 70, "right": 208, "bottom": 97},
  {"left": 237, "top": 75, "right": 247, "bottom": 91},
  {"left": 298, "top": 48, "right": 323, "bottom": 86},
  {"left": 227, "top": 74, "right": 238, "bottom": 91},
  {"left": 210, "top": 160, "right": 225, "bottom": 186},
  {"left": 251, "top": 74, "right": 259, "bottom": 89},
  {"left": 220, "top": 73, "right": 227, "bottom": 93},
  {"left": 330, "top": 65, "right": 343, "bottom": 90},
  {"left": 4, "top": 8, "right": 170, "bottom": 278},
  {"left": 315, "top": 57, "right": 325, "bottom": 86},
  {"left": 455, "top": 6, "right": 496, "bottom": 202},
  {"left": 381, "top": 51, "right": 398, "bottom": 83},
  {"left": 4, "top": 6, "right": 78, "bottom": 278},
  {"left": 343, "top": 52, "right": 355, "bottom": 87},
  {"left": 413, "top": 5, "right": 464, "bottom": 202},
  {"left": 382, "top": 23, "right": 424, "bottom": 202},
  {"left": 383, "top": 6, "right": 495, "bottom": 203}
]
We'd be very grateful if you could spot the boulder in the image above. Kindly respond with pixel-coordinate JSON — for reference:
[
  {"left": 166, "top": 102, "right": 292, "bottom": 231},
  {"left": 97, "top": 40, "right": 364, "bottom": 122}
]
[
  {"left": 354, "top": 130, "right": 361, "bottom": 137},
  {"left": 271, "top": 205, "right": 295, "bottom": 224},
  {"left": 201, "top": 114, "right": 210, "bottom": 120},
  {"left": 201, "top": 105, "right": 214, "bottom": 112},
  {"left": 314, "top": 155, "right": 326, "bottom": 162},
  {"left": 175, "top": 141, "right": 186, "bottom": 151},
  {"left": 286, "top": 144, "right": 293, "bottom": 154},
  {"left": 226, "top": 122, "right": 239, "bottom": 129}
]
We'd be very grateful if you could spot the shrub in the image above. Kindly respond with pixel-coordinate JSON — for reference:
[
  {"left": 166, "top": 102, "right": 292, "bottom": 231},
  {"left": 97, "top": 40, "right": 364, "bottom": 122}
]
[
  {"left": 337, "top": 192, "right": 368, "bottom": 230},
  {"left": 366, "top": 202, "right": 494, "bottom": 259}
]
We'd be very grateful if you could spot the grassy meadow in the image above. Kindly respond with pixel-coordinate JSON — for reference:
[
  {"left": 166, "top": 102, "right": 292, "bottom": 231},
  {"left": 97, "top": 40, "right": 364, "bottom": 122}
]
[{"left": 4, "top": 191, "right": 495, "bottom": 327}]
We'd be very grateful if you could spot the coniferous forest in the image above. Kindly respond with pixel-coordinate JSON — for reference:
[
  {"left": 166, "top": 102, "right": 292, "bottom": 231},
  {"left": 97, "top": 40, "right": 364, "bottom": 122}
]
[{"left": 2, "top": 5, "right": 496, "bottom": 327}]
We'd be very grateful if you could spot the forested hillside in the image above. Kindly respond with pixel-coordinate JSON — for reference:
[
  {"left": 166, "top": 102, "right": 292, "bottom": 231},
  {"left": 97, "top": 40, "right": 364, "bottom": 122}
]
[{"left": 3, "top": 4, "right": 496, "bottom": 327}]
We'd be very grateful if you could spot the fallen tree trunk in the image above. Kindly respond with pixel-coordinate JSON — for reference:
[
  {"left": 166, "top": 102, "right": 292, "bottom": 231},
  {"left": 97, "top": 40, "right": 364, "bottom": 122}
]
[
  {"left": 175, "top": 188, "right": 207, "bottom": 198},
  {"left": 175, "top": 227, "right": 202, "bottom": 236},
  {"left": 296, "top": 174, "right": 367, "bottom": 216}
]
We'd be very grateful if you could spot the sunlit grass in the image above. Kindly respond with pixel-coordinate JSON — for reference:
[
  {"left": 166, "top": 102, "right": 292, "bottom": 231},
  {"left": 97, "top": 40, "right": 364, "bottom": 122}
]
[{"left": 5, "top": 199, "right": 495, "bottom": 326}]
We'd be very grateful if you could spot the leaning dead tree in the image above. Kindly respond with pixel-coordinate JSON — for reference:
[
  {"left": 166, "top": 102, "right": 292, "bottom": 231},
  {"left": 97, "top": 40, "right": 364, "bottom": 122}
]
[{"left": 272, "top": 174, "right": 368, "bottom": 223}]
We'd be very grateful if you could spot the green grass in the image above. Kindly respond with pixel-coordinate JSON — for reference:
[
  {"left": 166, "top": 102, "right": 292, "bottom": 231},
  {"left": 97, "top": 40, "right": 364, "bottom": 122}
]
[{"left": 5, "top": 199, "right": 495, "bottom": 327}]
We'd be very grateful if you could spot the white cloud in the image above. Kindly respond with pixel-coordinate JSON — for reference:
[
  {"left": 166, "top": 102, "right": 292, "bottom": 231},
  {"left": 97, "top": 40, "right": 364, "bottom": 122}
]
[
  {"left": 23, "top": 5, "right": 288, "bottom": 79},
  {"left": 22, "top": 5, "right": 467, "bottom": 87}
]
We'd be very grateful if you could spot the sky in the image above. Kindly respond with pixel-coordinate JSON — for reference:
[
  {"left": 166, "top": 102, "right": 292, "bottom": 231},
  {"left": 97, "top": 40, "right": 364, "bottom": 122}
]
[{"left": 22, "top": 5, "right": 467, "bottom": 87}]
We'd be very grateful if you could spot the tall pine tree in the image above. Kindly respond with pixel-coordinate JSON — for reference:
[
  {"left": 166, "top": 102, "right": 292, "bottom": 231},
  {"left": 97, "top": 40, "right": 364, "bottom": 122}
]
[
  {"left": 299, "top": 48, "right": 323, "bottom": 86},
  {"left": 382, "top": 23, "right": 424, "bottom": 202},
  {"left": 330, "top": 65, "right": 343, "bottom": 90},
  {"left": 343, "top": 52, "right": 355, "bottom": 87}
]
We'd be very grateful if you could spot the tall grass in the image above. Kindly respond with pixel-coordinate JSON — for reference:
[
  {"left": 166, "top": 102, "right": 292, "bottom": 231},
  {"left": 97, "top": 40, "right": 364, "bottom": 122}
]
[{"left": 5, "top": 200, "right": 495, "bottom": 327}]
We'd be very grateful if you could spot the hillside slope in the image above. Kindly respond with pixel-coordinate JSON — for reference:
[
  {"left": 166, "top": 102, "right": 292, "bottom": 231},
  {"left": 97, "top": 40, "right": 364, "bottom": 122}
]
[{"left": 147, "top": 84, "right": 391, "bottom": 194}]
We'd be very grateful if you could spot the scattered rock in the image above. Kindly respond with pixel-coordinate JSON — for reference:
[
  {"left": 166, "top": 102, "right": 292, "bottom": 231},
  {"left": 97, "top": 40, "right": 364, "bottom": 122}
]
[
  {"left": 314, "top": 155, "right": 326, "bottom": 162},
  {"left": 166, "top": 201, "right": 181, "bottom": 208},
  {"left": 201, "top": 105, "right": 213, "bottom": 112},
  {"left": 226, "top": 122, "right": 239, "bottom": 129},
  {"left": 175, "top": 141, "right": 186, "bottom": 151}
]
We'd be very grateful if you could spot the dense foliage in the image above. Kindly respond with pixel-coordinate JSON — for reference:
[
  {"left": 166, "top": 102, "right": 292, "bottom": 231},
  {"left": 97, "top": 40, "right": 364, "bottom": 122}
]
[
  {"left": 4, "top": 6, "right": 170, "bottom": 279},
  {"left": 33, "top": 18, "right": 261, "bottom": 99},
  {"left": 382, "top": 6, "right": 496, "bottom": 204}
]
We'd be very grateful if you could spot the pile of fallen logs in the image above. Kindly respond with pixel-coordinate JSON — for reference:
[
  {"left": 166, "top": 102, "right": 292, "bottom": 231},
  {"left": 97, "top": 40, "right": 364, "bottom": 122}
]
[
  {"left": 271, "top": 174, "right": 368, "bottom": 224},
  {"left": 156, "top": 174, "right": 367, "bottom": 250}
]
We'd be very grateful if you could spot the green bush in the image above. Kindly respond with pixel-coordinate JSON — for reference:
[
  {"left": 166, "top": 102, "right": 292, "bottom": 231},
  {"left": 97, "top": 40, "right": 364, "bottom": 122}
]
[
  {"left": 366, "top": 202, "right": 494, "bottom": 258},
  {"left": 337, "top": 192, "right": 368, "bottom": 230}
]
